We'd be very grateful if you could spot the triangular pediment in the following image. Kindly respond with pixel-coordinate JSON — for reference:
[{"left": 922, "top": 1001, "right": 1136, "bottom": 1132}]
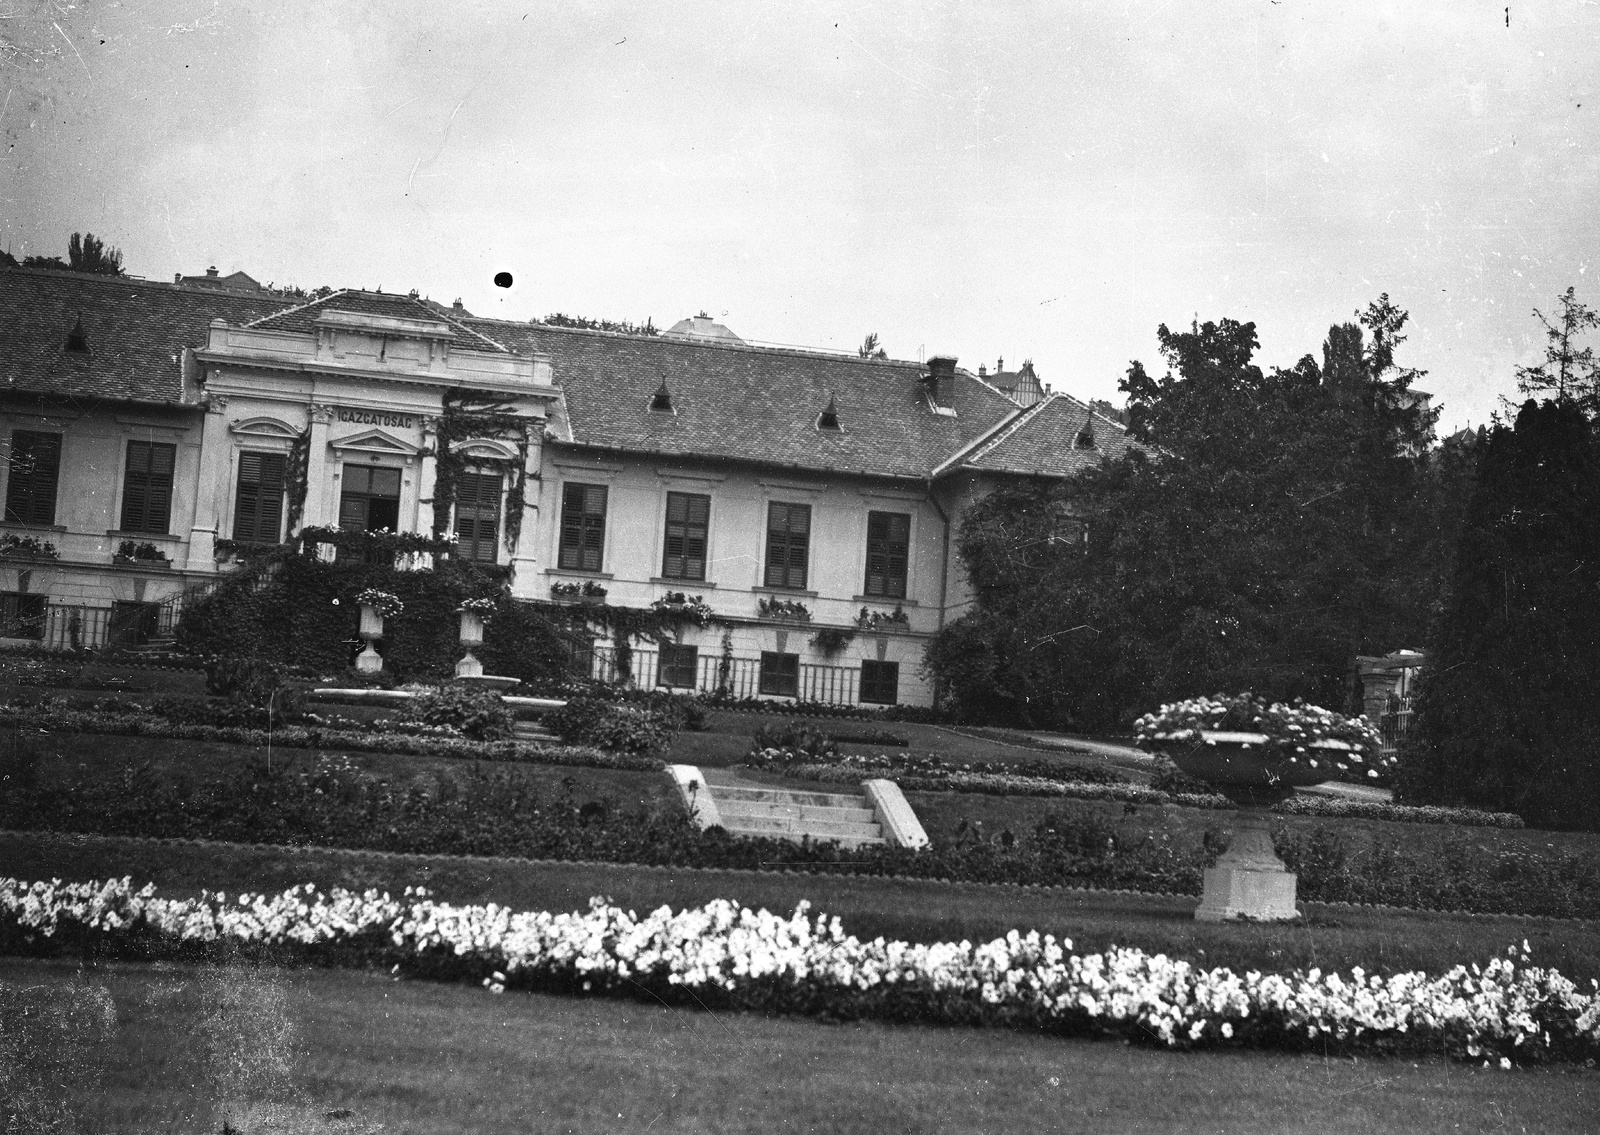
[{"left": 331, "top": 428, "right": 418, "bottom": 455}]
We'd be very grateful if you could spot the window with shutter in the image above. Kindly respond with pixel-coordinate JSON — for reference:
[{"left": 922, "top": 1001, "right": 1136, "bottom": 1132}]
[
  {"left": 864, "top": 511, "right": 910, "bottom": 598},
  {"left": 232, "top": 451, "right": 287, "bottom": 543},
  {"left": 559, "top": 483, "right": 608, "bottom": 571},
  {"left": 758, "top": 651, "right": 800, "bottom": 697},
  {"left": 764, "top": 502, "right": 810, "bottom": 590},
  {"left": 3, "top": 431, "right": 62, "bottom": 527},
  {"left": 455, "top": 471, "right": 502, "bottom": 563},
  {"left": 860, "top": 660, "right": 899, "bottom": 705},
  {"left": 657, "top": 643, "right": 699, "bottom": 689},
  {"left": 119, "top": 441, "right": 177, "bottom": 534},
  {"left": 338, "top": 465, "right": 402, "bottom": 533},
  {"left": 0, "top": 593, "right": 46, "bottom": 640},
  {"left": 662, "top": 491, "right": 710, "bottom": 580}
]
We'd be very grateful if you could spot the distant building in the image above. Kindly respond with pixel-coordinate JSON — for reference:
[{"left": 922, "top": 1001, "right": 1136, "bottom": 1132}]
[
  {"left": 173, "top": 266, "right": 269, "bottom": 293},
  {"left": 976, "top": 356, "right": 1045, "bottom": 407},
  {"left": 663, "top": 313, "right": 745, "bottom": 346}
]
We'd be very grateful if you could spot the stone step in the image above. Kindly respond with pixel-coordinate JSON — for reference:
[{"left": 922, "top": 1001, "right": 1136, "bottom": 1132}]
[
  {"left": 710, "top": 812, "right": 882, "bottom": 841},
  {"left": 712, "top": 785, "right": 866, "bottom": 810},
  {"left": 715, "top": 799, "right": 878, "bottom": 825}
]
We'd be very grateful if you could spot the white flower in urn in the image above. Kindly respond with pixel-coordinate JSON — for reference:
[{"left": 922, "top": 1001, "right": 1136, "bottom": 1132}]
[{"left": 456, "top": 597, "right": 498, "bottom": 619}]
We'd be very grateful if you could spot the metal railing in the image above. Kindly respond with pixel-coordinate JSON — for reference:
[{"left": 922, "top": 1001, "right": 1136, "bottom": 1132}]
[
  {"left": 1379, "top": 696, "right": 1413, "bottom": 759},
  {"left": 40, "top": 605, "right": 113, "bottom": 651},
  {"left": 590, "top": 644, "right": 865, "bottom": 705}
]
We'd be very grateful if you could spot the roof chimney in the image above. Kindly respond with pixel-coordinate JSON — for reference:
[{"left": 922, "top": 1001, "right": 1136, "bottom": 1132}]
[
  {"left": 923, "top": 356, "right": 958, "bottom": 413},
  {"left": 206, "top": 266, "right": 218, "bottom": 277},
  {"left": 452, "top": 298, "right": 464, "bottom": 311}
]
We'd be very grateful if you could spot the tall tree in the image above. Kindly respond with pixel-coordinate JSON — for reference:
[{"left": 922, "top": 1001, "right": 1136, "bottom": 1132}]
[
  {"left": 858, "top": 333, "right": 888, "bottom": 360},
  {"left": 928, "top": 298, "right": 1441, "bottom": 731},
  {"left": 22, "top": 232, "right": 123, "bottom": 276},
  {"left": 1515, "top": 287, "right": 1600, "bottom": 411},
  {"left": 1399, "top": 399, "right": 1600, "bottom": 829}
]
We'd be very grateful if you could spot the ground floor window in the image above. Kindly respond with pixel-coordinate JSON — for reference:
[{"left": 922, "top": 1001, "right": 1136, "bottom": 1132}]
[
  {"left": 109, "top": 600, "right": 159, "bottom": 648},
  {"left": 759, "top": 651, "right": 799, "bottom": 697},
  {"left": 860, "top": 660, "right": 899, "bottom": 705},
  {"left": 658, "top": 642, "right": 699, "bottom": 689},
  {"left": 0, "top": 592, "right": 45, "bottom": 639}
]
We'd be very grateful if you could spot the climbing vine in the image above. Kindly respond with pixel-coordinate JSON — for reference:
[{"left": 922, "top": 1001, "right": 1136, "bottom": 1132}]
[
  {"left": 430, "top": 393, "right": 538, "bottom": 557},
  {"left": 284, "top": 426, "right": 311, "bottom": 536}
]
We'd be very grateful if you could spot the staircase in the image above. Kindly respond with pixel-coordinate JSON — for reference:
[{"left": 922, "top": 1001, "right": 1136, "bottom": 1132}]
[
  {"left": 667, "top": 765, "right": 929, "bottom": 850},
  {"left": 712, "top": 783, "right": 886, "bottom": 849},
  {"left": 512, "top": 718, "right": 560, "bottom": 744}
]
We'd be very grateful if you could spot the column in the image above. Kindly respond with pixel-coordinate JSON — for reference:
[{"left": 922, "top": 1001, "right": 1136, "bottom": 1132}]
[
  {"left": 508, "top": 427, "right": 542, "bottom": 597},
  {"left": 185, "top": 394, "right": 231, "bottom": 570},
  {"left": 300, "top": 402, "right": 335, "bottom": 532},
  {"left": 415, "top": 414, "right": 439, "bottom": 539}
]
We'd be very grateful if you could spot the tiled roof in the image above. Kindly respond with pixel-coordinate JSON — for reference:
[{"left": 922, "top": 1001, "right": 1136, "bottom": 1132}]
[
  {"left": 248, "top": 290, "right": 508, "bottom": 353},
  {"left": 466, "top": 320, "right": 1024, "bottom": 480},
  {"left": 953, "top": 392, "right": 1141, "bottom": 477},
  {"left": 0, "top": 267, "right": 293, "bottom": 405}
]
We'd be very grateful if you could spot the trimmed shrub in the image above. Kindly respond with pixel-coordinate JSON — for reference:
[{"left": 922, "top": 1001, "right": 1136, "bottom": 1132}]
[
  {"left": 545, "top": 697, "right": 674, "bottom": 755},
  {"left": 400, "top": 684, "right": 515, "bottom": 741}
]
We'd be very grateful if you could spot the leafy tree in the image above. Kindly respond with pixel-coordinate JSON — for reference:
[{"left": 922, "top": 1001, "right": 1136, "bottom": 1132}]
[
  {"left": 1398, "top": 399, "right": 1600, "bottom": 829},
  {"left": 928, "top": 298, "right": 1442, "bottom": 731},
  {"left": 858, "top": 332, "right": 888, "bottom": 360},
  {"left": 1515, "top": 287, "right": 1600, "bottom": 412},
  {"left": 0, "top": 248, "right": 16, "bottom": 268},
  {"left": 21, "top": 231, "right": 123, "bottom": 276}
]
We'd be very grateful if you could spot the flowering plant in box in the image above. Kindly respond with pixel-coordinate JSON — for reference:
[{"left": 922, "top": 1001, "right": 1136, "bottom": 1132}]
[
  {"left": 456, "top": 597, "right": 498, "bottom": 617},
  {"left": 352, "top": 589, "right": 404, "bottom": 619},
  {"left": 650, "top": 592, "right": 715, "bottom": 625},
  {"left": 1134, "top": 693, "right": 1390, "bottom": 779}
]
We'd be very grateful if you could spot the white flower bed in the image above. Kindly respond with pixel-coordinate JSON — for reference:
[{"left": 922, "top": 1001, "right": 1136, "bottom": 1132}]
[{"left": 4, "top": 876, "right": 1597, "bottom": 1066}]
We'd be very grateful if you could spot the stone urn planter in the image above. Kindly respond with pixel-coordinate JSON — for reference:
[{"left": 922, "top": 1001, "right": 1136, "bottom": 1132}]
[
  {"left": 456, "top": 610, "right": 485, "bottom": 679},
  {"left": 356, "top": 604, "right": 385, "bottom": 673},
  {"left": 1152, "top": 730, "right": 1351, "bottom": 922}
]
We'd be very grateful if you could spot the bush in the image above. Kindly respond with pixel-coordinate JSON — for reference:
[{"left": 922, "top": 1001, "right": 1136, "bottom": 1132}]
[
  {"left": 751, "top": 721, "right": 838, "bottom": 759},
  {"left": 401, "top": 684, "right": 515, "bottom": 741},
  {"left": 1149, "top": 756, "right": 1212, "bottom": 796},
  {"left": 545, "top": 697, "right": 674, "bottom": 754}
]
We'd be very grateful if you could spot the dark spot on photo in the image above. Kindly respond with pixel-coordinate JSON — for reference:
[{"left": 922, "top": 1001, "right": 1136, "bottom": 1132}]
[{"left": 493, "top": 271, "right": 513, "bottom": 288}]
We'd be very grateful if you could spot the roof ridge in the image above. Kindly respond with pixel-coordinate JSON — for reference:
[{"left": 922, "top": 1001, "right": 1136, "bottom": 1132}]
[
  {"left": 466, "top": 315, "right": 929, "bottom": 369},
  {"left": 961, "top": 394, "right": 1058, "bottom": 467},
  {"left": 246, "top": 289, "right": 511, "bottom": 353},
  {"left": 1, "top": 264, "right": 297, "bottom": 307}
]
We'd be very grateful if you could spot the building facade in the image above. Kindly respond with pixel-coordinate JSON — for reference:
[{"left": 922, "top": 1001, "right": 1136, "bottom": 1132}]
[{"left": 2, "top": 265, "right": 1137, "bottom": 705}]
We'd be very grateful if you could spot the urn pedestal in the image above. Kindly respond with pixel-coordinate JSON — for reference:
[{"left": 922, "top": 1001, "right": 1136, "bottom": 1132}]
[
  {"left": 1159, "top": 731, "right": 1334, "bottom": 923},
  {"left": 455, "top": 611, "right": 485, "bottom": 679},
  {"left": 356, "top": 604, "right": 385, "bottom": 674}
]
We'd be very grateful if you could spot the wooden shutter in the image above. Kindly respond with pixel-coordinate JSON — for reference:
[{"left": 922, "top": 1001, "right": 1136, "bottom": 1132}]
[
  {"left": 4, "top": 431, "right": 62, "bottom": 527},
  {"left": 120, "top": 441, "right": 176, "bottom": 534},
  {"left": 759, "top": 651, "right": 799, "bottom": 697},
  {"left": 860, "top": 661, "right": 899, "bottom": 705},
  {"left": 764, "top": 503, "right": 810, "bottom": 589},
  {"left": 456, "top": 471, "right": 501, "bottom": 563},
  {"left": 658, "top": 643, "right": 699, "bottom": 689},
  {"left": 559, "top": 483, "right": 607, "bottom": 572},
  {"left": 865, "top": 512, "right": 910, "bottom": 598},
  {"left": 663, "top": 492, "right": 710, "bottom": 580},
  {"left": 232, "top": 451, "right": 286, "bottom": 543}
]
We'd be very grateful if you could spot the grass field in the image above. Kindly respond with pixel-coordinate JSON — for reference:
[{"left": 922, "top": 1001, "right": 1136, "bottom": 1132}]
[
  {"left": 7, "top": 830, "right": 1598, "bottom": 983},
  {"left": 5, "top": 954, "right": 1596, "bottom": 1135}
]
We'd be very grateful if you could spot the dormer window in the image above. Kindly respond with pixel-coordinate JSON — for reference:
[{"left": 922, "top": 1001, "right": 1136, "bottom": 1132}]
[
  {"left": 816, "top": 393, "right": 841, "bottom": 431},
  {"left": 649, "top": 378, "right": 674, "bottom": 413},
  {"left": 64, "top": 316, "right": 89, "bottom": 353},
  {"left": 1074, "top": 419, "right": 1096, "bottom": 449}
]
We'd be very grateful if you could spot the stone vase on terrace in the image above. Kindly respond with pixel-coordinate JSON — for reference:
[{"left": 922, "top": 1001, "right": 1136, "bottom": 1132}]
[
  {"left": 356, "top": 603, "right": 385, "bottom": 673},
  {"left": 1151, "top": 730, "right": 1350, "bottom": 922}
]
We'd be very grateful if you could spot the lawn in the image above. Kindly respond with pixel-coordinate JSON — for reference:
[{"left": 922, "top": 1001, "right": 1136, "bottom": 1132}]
[
  {"left": 7, "top": 829, "right": 1599, "bottom": 983},
  {"left": 4, "top": 954, "right": 1595, "bottom": 1134}
]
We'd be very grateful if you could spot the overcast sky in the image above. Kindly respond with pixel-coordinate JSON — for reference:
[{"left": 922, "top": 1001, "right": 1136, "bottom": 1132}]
[{"left": 5, "top": 1, "right": 1597, "bottom": 433}]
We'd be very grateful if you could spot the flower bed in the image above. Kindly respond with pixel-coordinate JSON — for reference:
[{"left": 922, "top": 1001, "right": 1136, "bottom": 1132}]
[
  {"left": 0, "top": 700, "right": 661, "bottom": 772},
  {"left": 1278, "top": 795, "right": 1524, "bottom": 829},
  {"left": 745, "top": 746, "right": 1232, "bottom": 808},
  {"left": 5, "top": 876, "right": 1597, "bottom": 1067}
]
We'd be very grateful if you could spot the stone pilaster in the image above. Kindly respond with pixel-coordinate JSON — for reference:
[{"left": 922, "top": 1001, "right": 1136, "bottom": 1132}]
[
  {"left": 185, "top": 394, "right": 231, "bottom": 570},
  {"left": 416, "top": 414, "right": 440, "bottom": 539},
  {"left": 300, "top": 402, "right": 335, "bottom": 532}
]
